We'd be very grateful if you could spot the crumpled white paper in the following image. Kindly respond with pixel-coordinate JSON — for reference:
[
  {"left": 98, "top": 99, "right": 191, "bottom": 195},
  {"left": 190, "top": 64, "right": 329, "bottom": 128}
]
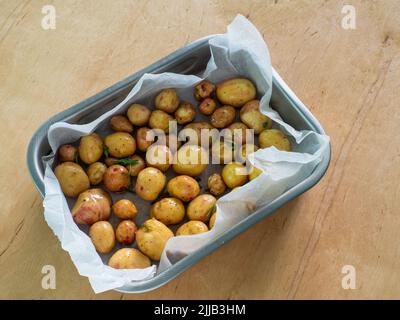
[{"left": 43, "top": 15, "right": 330, "bottom": 293}]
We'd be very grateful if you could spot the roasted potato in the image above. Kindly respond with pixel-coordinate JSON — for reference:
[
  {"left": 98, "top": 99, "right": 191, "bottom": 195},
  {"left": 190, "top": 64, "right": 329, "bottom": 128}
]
[
  {"left": 78, "top": 133, "right": 103, "bottom": 165},
  {"left": 176, "top": 221, "right": 208, "bottom": 236},
  {"left": 210, "top": 105, "right": 236, "bottom": 128},
  {"left": 110, "top": 115, "right": 134, "bottom": 133},
  {"left": 108, "top": 248, "right": 151, "bottom": 269},
  {"left": 112, "top": 199, "right": 138, "bottom": 219},
  {"left": 136, "top": 218, "right": 174, "bottom": 261},
  {"left": 54, "top": 162, "right": 90, "bottom": 197},
  {"left": 249, "top": 166, "right": 262, "bottom": 181},
  {"left": 175, "top": 102, "right": 196, "bottom": 124},
  {"left": 58, "top": 144, "right": 78, "bottom": 162},
  {"left": 194, "top": 80, "right": 215, "bottom": 101},
  {"left": 71, "top": 188, "right": 111, "bottom": 225},
  {"left": 89, "top": 221, "right": 115, "bottom": 253},
  {"left": 126, "top": 155, "right": 146, "bottom": 176},
  {"left": 103, "top": 164, "right": 130, "bottom": 192},
  {"left": 211, "top": 140, "right": 235, "bottom": 164},
  {"left": 237, "top": 143, "right": 259, "bottom": 163},
  {"left": 221, "top": 162, "right": 248, "bottom": 189},
  {"left": 181, "top": 122, "right": 215, "bottom": 145},
  {"left": 167, "top": 175, "right": 200, "bottom": 202},
  {"left": 209, "top": 212, "right": 216, "bottom": 229},
  {"left": 187, "top": 194, "right": 216, "bottom": 223},
  {"left": 240, "top": 100, "right": 272, "bottom": 134},
  {"left": 104, "top": 132, "right": 136, "bottom": 158},
  {"left": 115, "top": 220, "right": 137, "bottom": 245},
  {"left": 146, "top": 144, "right": 172, "bottom": 172},
  {"left": 87, "top": 162, "right": 107, "bottom": 185},
  {"left": 135, "top": 167, "right": 166, "bottom": 201},
  {"left": 150, "top": 197, "right": 185, "bottom": 225},
  {"left": 149, "top": 110, "right": 174, "bottom": 133},
  {"left": 155, "top": 89, "right": 180, "bottom": 113},
  {"left": 198, "top": 98, "right": 217, "bottom": 115},
  {"left": 127, "top": 103, "right": 151, "bottom": 126},
  {"left": 216, "top": 78, "right": 256, "bottom": 107},
  {"left": 259, "top": 129, "right": 291, "bottom": 151},
  {"left": 207, "top": 173, "right": 226, "bottom": 196},
  {"left": 173, "top": 144, "right": 208, "bottom": 176},
  {"left": 136, "top": 127, "right": 155, "bottom": 152},
  {"left": 227, "top": 122, "right": 249, "bottom": 144}
]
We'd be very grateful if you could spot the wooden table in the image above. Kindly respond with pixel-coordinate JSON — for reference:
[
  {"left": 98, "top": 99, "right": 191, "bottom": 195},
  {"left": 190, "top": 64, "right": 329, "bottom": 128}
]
[{"left": 1, "top": 0, "right": 399, "bottom": 299}]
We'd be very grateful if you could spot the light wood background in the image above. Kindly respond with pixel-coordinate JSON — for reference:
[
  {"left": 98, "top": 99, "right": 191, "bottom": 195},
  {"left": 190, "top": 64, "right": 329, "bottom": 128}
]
[{"left": 1, "top": 0, "right": 399, "bottom": 299}]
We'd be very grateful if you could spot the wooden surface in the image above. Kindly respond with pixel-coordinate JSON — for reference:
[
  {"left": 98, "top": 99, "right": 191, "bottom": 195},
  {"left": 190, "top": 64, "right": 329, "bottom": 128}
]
[{"left": 0, "top": 0, "right": 399, "bottom": 299}]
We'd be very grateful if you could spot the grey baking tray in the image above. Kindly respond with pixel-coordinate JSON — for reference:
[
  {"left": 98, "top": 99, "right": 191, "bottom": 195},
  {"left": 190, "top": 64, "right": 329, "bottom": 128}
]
[{"left": 27, "top": 36, "right": 331, "bottom": 293}]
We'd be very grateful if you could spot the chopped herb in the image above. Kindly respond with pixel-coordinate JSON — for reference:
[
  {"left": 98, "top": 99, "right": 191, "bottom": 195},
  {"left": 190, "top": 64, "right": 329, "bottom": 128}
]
[
  {"left": 263, "top": 121, "right": 270, "bottom": 129},
  {"left": 103, "top": 145, "right": 109, "bottom": 157},
  {"left": 207, "top": 205, "right": 216, "bottom": 219},
  {"left": 113, "top": 158, "right": 139, "bottom": 166}
]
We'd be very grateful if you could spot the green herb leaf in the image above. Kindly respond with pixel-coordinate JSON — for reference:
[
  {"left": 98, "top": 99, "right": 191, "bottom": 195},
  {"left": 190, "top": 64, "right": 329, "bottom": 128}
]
[
  {"left": 103, "top": 145, "right": 109, "bottom": 157},
  {"left": 207, "top": 205, "right": 216, "bottom": 219},
  {"left": 263, "top": 121, "right": 270, "bottom": 129},
  {"left": 113, "top": 158, "right": 139, "bottom": 166}
]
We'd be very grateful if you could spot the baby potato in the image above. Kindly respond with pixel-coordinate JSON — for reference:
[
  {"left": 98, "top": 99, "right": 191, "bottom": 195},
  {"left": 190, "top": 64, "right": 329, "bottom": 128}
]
[
  {"left": 216, "top": 78, "right": 256, "bottom": 107},
  {"left": 150, "top": 197, "right": 185, "bottom": 225},
  {"left": 89, "top": 221, "right": 115, "bottom": 253},
  {"left": 149, "top": 110, "right": 174, "bottom": 133},
  {"left": 72, "top": 188, "right": 111, "bottom": 225},
  {"left": 173, "top": 144, "right": 208, "bottom": 176},
  {"left": 127, "top": 103, "right": 151, "bottom": 126},
  {"left": 136, "top": 218, "right": 174, "bottom": 261},
  {"left": 136, "top": 127, "right": 155, "bottom": 152},
  {"left": 54, "top": 162, "right": 90, "bottom": 197},
  {"left": 249, "top": 166, "right": 263, "bottom": 181},
  {"left": 207, "top": 173, "right": 226, "bottom": 197},
  {"left": 211, "top": 141, "right": 235, "bottom": 164},
  {"left": 126, "top": 155, "right": 146, "bottom": 176},
  {"left": 112, "top": 199, "right": 138, "bottom": 219},
  {"left": 115, "top": 220, "right": 137, "bottom": 245},
  {"left": 135, "top": 167, "right": 166, "bottom": 201},
  {"left": 103, "top": 164, "right": 130, "bottom": 192},
  {"left": 104, "top": 157, "right": 118, "bottom": 166},
  {"left": 87, "top": 162, "right": 107, "bottom": 185},
  {"left": 187, "top": 194, "right": 216, "bottom": 223},
  {"left": 182, "top": 122, "right": 215, "bottom": 145},
  {"left": 259, "top": 129, "right": 291, "bottom": 151},
  {"left": 210, "top": 105, "right": 236, "bottom": 128},
  {"left": 175, "top": 102, "right": 196, "bottom": 124},
  {"left": 58, "top": 144, "right": 78, "bottom": 162},
  {"left": 110, "top": 115, "right": 134, "bottom": 133},
  {"left": 240, "top": 100, "right": 272, "bottom": 134},
  {"left": 104, "top": 132, "right": 136, "bottom": 158},
  {"left": 167, "top": 175, "right": 200, "bottom": 202},
  {"left": 228, "top": 122, "right": 249, "bottom": 144},
  {"left": 194, "top": 80, "right": 215, "bottom": 101},
  {"left": 78, "top": 133, "right": 103, "bottom": 165},
  {"left": 146, "top": 144, "right": 172, "bottom": 172},
  {"left": 176, "top": 221, "right": 208, "bottom": 236},
  {"left": 155, "top": 89, "right": 180, "bottom": 113},
  {"left": 222, "top": 162, "right": 248, "bottom": 189},
  {"left": 198, "top": 98, "right": 217, "bottom": 115},
  {"left": 209, "top": 212, "right": 216, "bottom": 229},
  {"left": 165, "top": 134, "right": 182, "bottom": 152},
  {"left": 237, "top": 143, "right": 259, "bottom": 163},
  {"left": 108, "top": 248, "right": 151, "bottom": 269}
]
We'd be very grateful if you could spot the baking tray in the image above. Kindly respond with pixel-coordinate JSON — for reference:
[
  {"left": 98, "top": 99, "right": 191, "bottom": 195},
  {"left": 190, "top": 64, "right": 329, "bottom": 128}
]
[{"left": 27, "top": 36, "right": 331, "bottom": 293}]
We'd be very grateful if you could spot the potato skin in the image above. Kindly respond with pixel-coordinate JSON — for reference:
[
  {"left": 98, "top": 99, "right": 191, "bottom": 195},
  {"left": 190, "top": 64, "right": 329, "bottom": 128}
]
[
  {"left": 127, "top": 104, "right": 151, "bottom": 126},
  {"left": 207, "top": 173, "right": 226, "bottom": 197},
  {"left": 240, "top": 100, "right": 271, "bottom": 134},
  {"left": 222, "top": 162, "right": 248, "bottom": 189},
  {"left": 237, "top": 143, "right": 259, "bottom": 163},
  {"left": 112, "top": 199, "right": 138, "bottom": 219},
  {"left": 78, "top": 133, "right": 103, "bottom": 165},
  {"left": 104, "top": 157, "right": 118, "bottom": 167},
  {"left": 155, "top": 89, "right": 180, "bottom": 113},
  {"left": 228, "top": 122, "right": 249, "bottom": 144},
  {"left": 150, "top": 197, "right": 185, "bottom": 225},
  {"left": 72, "top": 188, "right": 111, "bottom": 225},
  {"left": 136, "top": 218, "right": 174, "bottom": 261},
  {"left": 194, "top": 80, "right": 215, "bottom": 101},
  {"left": 108, "top": 248, "right": 151, "bottom": 269},
  {"left": 87, "top": 162, "right": 107, "bottom": 185},
  {"left": 259, "top": 129, "right": 291, "bottom": 151},
  {"left": 54, "top": 162, "right": 90, "bottom": 197},
  {"left": 58, "top": 144, "right": 78, "bottom": 162},
  {"left": 104, "top": 132, "right": 136, "bottom": 158},
  {"left": 216, "top": 78, "right": 257, "bottom": 107},
  {"left": 103, "top": 165, "right": 130, "bottom": 192},
  {"left": 198, "top": 98, "right": 217, "bottom": 115},
  {"left": 135, "top": 167, "right": 166, "bottom": 201},
  {"left": 210, "top": 105, "right": 236, "bottom": 128},
  {"left": 249, "top": 166, "right": 262, "bottom": 181},
  {"left": 110, "top": 115, "right": 134, "bottom": 133},
  {"left": 211, "top": 141, "right": 235, "bottom": 164},
  {"left": 126, "top": 155, "right": 146, "bottom": 176},
  {"left": 182, "top": 122, "right": 215, "bottom": 145},
  {"left": 115, "top": 220, "right": 137, "bottom": 245},
  {"left": 176, "top": 221, "right": 209, "bottom": 236},
  {"left": 175, "top": 102, "right": 196, "bottom": 124},
  {"left": 89, "top": 221, "right": 115, "bottom": 253},
  {"left": 149, "top": 110, "right": 174, "bottom": 133},
  {"left": 173, "top": 144, "right": 208, "bottom": 176},
  {"left": 136, "top": 127, "right": 155, "bottom": 152},
  {"left": 187, "top": 194, "right": 216, "bottom": 222},
  {"left": 209, "top": 213, "right": 216, "bottom": 229},
  {"left": 146, "top": 144, "right": 172, "bottom": 172},
  {"left": 167, "top": 175, "right": 200, "bottom": 202}
]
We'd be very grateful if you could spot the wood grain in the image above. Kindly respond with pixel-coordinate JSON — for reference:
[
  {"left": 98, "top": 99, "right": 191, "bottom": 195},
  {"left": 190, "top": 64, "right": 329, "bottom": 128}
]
[{"left": 0, "top": 0, "right": 399, "bottom": 299}]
